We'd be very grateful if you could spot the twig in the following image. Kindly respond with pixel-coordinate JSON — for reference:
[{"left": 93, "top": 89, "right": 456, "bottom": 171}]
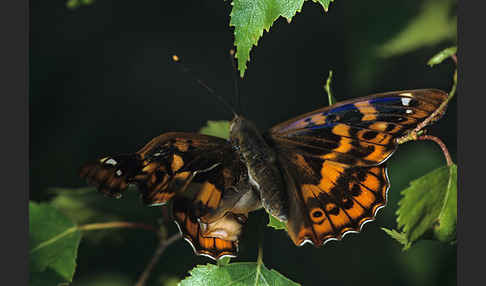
[
  {"left": 30, "top": 221, "right": 158, "bottom": 254},
  {"left": 397, "top": 54, "right": 458, "bottom": 146},
  {"left": 78, "top": 221, "right": 158, "bottom": 232},
  {"left": 451, "top": 54, "right": 457, "bottom": 65},
  {"left": 253, "top": 213, "right": 267, "bottom": 286},
  {"left": 134, "top": 233, "right": 182, "bottom": 286},
  {"left": 417, "top": 135, "right": 453, "bottom": 166}
]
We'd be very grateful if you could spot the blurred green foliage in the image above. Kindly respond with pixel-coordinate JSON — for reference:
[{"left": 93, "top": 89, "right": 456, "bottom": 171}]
[
  {"left": 379, "top": 0, "right": 456, "bottom": 58},
  {"left": 199, "top": 120, "right": 231, "bottom": 139}
]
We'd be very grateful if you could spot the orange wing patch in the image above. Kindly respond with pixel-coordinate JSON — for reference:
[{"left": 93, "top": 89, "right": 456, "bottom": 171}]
[
  {"left": 195, "top": 182, "right": 223, "bottom": 210},
  {"left": 286, "top": 160, "right": 389, "bottom": 247},
  {"left": 173, "top": 199, "right": 244, "bottom": 260}
]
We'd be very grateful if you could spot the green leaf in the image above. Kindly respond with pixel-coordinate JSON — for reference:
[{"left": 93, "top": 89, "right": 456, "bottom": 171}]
[
  {"left": 267, "top": 214, "right": 288, "bottom": 231},
  {"left": 312, "top": 0, "right": 334, "bottom": 12},
  {"left": 434, "top": 164, "right": 457, "bottom": 243},
  {"left": 217, "top": 256, "right": 232, "bottom": 267},
  {"left": 29, "top": 202, "right": 82, "bottom": 285},
  {"left": 199, "top": 120, "right": 230, "bottom": 139},
  {"left": 427, "top": 46, "right": 457, "bottom": 67},
  {"left": 378, "top": 0, "right": 457, "bottom": 58},
  {"left": 395, "top": 164, "right": 457, "bottom": 246},
  {"left": 230, "top": 0, "right": 334, "bottom": 77},
  {"left": 381, "top": 228, "right": 412, "bottom": 251},
  {"left": 179, "top": 262, "right": 300, "bottom": 286}
]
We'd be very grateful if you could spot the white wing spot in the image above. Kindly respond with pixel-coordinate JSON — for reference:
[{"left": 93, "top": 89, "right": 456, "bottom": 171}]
[
  {"left": 406, "top": 109, "right": 413, "bottom": 114},
  {"left": 401, "top": 97, "right": 412, "bottom": 106},
  {"left": 116, "top": 170, "right": 123, "bottom": 176},
  {"left": 105, "top": 158, "right": 118, "bottom": 165}
]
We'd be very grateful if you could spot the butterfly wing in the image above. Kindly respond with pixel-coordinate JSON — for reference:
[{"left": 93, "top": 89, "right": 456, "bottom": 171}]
[
  {"left": 268, "top": 89, "right": 448, "bottom": 246},
  {"left": 270, "top": 89, "right": 448, "bottom": 166},
  {"left": 280, "top": 154, "right": 389, "bottom": 246},
  {"left": 80, "top": 132, "right": 255, "bottom": 259}
]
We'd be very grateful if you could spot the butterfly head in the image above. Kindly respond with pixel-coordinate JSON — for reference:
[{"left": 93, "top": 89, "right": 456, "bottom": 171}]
[{"left": 229, "top": 115, "right": 258, "bottom": 145}]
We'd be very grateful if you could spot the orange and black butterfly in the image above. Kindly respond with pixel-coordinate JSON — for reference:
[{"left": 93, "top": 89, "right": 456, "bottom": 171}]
[{"left": 80, "top": 89, "right": 448, "bottom": 260}]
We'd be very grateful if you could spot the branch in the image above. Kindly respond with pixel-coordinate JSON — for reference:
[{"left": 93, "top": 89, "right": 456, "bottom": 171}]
[
  {"left": 135, "top": 233, "right": 182, "bottom": 286},
  {"left": 417, "top": 135, "right": 453, "bottom": 166}
]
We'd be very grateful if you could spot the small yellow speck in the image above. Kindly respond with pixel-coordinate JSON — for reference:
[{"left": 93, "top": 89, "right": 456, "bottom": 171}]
[{"left": 172, "top": 55, "right": 180, "bottom": 62}]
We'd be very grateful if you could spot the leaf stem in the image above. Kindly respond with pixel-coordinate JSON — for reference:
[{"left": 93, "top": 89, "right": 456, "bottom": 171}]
[
  {"left": 417, "top": 135, "right": 452, "bottom": 166},
  {"left": 254, "top": 213, "right": 266, "bottom": 286},
  {"left": 324, "top": 70, "right": 335, "bottom": 106},
  {"left": 134, "top": 233, "right": 182, "bottom": 286},
  {"left": 414, "top": 54, "right": 458, "bottom": 134},
  {"left": 397, "top": 55, "right": 457, "bottom": 145},
  {"left": 30, "top": 221, "right": 158, "bottom": 254}
]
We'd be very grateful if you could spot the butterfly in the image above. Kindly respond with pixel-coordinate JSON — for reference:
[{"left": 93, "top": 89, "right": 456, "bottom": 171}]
[{"left": 80, "top": 89, "right": 448, "bottom": 260}]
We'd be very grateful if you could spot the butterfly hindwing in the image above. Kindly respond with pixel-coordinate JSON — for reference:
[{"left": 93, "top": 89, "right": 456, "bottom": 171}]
[
  {"left": 173, "top": 197, "right": 248, "bottom": 259},
  {"left": 279, "top": 153, "right": 389, "bottom": 246}
]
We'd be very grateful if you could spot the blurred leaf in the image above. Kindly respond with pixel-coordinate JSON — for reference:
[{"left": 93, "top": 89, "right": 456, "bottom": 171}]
[
  {"left": 66, "top": 0, "right": 95, "bottom": 10},
  {"left": 379, "top": 0, "right": 456, "bottom": 58},
  {"left": 199, "top": 120, "right": 230, "bottom": 139},
  {"left": 49, "top": 187, "right": 161, "bottom": 244},
  {"left": 427, "top": 46, "right": 457, "bottom": 67},
  {"left": 395, "top": 164, "right": 457, "bottom": 246},
  {"left": 29, "top": 202, "right": 81, "bottom": 286},
  {"left": 230, "top": 0, "right": 334, "bottom": 77},
  {"left": 381, "top": 228, "right": 412, "bottom": 251},
  {"left": 50, "top": 187, "right": 114, "bottom": 225},
  {"left": 267, "top": 214, "right": 288, "bottom": 231},
  {"left": 434, "top": 164, "right": 457, "bottom": 243},
  {"left": 158, "top": 274, "right": 181, "bottom": 286},
  {"left": 179, "top": 262, "right": 299, "bottom": 286}
]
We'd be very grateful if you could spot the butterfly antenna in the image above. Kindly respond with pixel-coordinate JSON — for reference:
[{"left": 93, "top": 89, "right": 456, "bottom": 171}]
[
  {"left": 229, "top": 49, "right": 241, "bottom": 115},
  {"left": 171, "top": 55, "right": 238, "bottom": 118}
]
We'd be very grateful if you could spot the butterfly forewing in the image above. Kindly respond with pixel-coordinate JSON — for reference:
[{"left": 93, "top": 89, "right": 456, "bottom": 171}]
[
  {"left": 268, "top": 89, "right": 448, "bottom": 246},
  {"left": 269, "top": 89, "right": 448, "bottom": 167},
  {"left": 80, "top": 132, "right": 251, "bottom": 259}
]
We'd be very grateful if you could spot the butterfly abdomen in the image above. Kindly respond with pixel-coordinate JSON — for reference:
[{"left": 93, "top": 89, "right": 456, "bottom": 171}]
[{"left": 80, "top": 154, "right": 143, "bottom": 198}]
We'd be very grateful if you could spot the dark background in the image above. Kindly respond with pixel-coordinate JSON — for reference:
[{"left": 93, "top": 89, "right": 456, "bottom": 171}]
[{"left": 30, "top": 0, "right": 457, "bottom": 285}]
